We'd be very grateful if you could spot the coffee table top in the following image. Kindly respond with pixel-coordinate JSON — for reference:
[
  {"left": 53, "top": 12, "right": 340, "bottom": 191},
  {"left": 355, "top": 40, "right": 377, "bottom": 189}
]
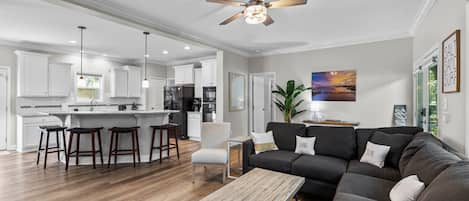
[{"left": 200, "top": 168, "right": 305, "bottom": 201}]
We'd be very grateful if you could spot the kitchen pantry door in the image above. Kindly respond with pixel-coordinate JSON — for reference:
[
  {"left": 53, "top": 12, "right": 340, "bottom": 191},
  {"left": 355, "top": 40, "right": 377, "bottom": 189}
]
[
  {"left": 250, "top": 73, "right": 275, "bottom": 133},
  {"left": 0, "top": 69, "right": 7, "bottom": 149}
]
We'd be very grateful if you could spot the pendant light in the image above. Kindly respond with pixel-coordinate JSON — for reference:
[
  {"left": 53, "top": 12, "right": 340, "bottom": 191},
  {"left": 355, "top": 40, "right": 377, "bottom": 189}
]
[
  {"left": 78, "top": 26, "right": 86, "bottom": 80},
  {"left": 142, "top": 31, "right": 150, "bottom": 88}
]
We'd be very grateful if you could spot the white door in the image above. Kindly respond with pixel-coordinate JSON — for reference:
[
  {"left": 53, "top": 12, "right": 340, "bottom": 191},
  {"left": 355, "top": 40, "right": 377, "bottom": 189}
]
[
  {"left": 0, "top": 72, "right": 7, "bottom": 149},
  {"left": 147, "top": 79, "right": 165, "bottom": 110},
  {"left": 252, "top": 76, "right": 266, "bottom": 132}
]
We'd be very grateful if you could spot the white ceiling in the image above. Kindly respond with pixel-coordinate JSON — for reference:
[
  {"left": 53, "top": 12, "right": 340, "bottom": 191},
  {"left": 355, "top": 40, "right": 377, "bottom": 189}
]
[
  {"left": 0, "top": 0, "right": 216, "bottom": 64},
  {"left": 63, "top": 0, "right": 427, "bottom": 56}
]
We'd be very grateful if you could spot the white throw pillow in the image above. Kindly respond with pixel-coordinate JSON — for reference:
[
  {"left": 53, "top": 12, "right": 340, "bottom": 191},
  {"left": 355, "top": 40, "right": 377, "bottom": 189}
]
[
  {"left": 389, "top": 175, "right": 425, "bottom": 201},
  {"left": 295, "top": 136, "right": 316, "bottom": 156},
  {"left": 251, "top": 131, "right": 278, "bottom": 154},
  {"left": 360, "top": 141, "right": 390, "bottom": 168}
]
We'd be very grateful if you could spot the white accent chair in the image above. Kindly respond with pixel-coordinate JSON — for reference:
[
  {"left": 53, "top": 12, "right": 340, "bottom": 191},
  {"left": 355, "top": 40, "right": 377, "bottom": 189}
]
[{"left": 191, "top": 122, "right": 231, "bottom": 183}]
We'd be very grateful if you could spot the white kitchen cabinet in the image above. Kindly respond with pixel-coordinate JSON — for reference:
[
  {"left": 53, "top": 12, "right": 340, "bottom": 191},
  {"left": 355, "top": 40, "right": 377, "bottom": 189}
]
[
  {"left": 48, "top": 63, "right": 72, "bottom": 97},
  {"left": 111, "top": 66, "right": 141, "bottom": 98},
  {"left": 17, "top": 116, "right": 61, "bottom": 153},
  {"left": 187, "top": 112, "right": 201, "bottom": 141},
  {"left": 194, "top": 68, "right": 202, "bottom": 98},
  {"left": 201, "top": 59, "right": 217, "bottom": 87},
  {"left": 15, "top": 51, "right": 50, "bottom": 97},
  {"left": 174, "top": 64, "right": 194, "bottom": 85},
  {"left": 127, "top": 67, "right": 142, "bottom": 98},
  {"left": 111, "top": 69, "right": 129, "bottom": 97}
]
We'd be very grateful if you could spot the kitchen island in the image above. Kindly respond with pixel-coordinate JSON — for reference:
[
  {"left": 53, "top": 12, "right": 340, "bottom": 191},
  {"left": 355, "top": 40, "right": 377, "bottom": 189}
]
[{"left": 45, "top": 110, "right": 179, "bottom": 165}]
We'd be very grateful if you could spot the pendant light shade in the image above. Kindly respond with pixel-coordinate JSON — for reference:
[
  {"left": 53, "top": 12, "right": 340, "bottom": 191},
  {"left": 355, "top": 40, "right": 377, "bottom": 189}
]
[
  {"left": 142, "top": 31, "right": 150, "bottom": 88},
  {"left": 78, "top": 26, "right": 86, "bottom": 80}
]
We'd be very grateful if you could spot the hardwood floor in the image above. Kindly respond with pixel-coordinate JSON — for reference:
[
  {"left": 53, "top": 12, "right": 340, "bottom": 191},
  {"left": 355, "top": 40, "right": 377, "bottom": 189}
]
[{"left": 0, "top": 140, "right": 313, "bottom": 201}]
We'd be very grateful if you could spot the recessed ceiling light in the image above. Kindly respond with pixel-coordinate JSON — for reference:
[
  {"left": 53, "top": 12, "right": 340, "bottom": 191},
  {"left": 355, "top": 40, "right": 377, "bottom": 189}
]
[
  {"left": 184, "top": 45, "right": 191, "bottom": 50},
  {"left": 255, "top": 50, "right": 261, "bottom": 53},
  {"left": 102, "top": 54, "right": 107, "bottom": 57},
  {"left": 68, "top": 40, "right": 77, "bottom": 44},
  {"left": 162, "top": 50, "right": 169, "bottom": 55}
]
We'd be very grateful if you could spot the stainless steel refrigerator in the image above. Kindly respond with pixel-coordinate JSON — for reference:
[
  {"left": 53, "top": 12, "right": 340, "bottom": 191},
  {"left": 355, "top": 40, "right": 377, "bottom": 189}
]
[{"left": 164, "top": 84, "right": 195, "bottom": 139}]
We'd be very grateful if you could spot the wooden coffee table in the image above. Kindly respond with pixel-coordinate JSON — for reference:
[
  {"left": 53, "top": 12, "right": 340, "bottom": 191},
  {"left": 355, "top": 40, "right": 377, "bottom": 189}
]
[{"left": 200, "top": 168, "right": 305, "bottom": 201}]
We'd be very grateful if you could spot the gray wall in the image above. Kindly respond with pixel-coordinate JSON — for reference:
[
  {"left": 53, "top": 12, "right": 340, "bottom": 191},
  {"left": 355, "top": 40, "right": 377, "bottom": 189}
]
[
  {"left": 249, "top": 38, "right": 414, "bottom": 128},
  {"left": 223, "top": 51, "right": 249, "bottom": 137},
  {"left": 413, "top": 0, "right": 467, "bottom": 153}
]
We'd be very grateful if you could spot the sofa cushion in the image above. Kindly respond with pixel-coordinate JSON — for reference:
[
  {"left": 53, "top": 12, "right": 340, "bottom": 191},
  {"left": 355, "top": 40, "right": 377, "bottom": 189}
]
[
  {"left": 399, "top": 132, "right": 443, "bottom": 172},
  {"left": 266, "top": 122, "right": 306, "bottom": 151},
  {"left": 347, "top": 160, "right": 401, "bottom": 181},
  {"left": 369, "top": 131, "right": 412, "bottom": 168},
  {"left": 336, "top": 173, "right": 395, "bottom": 201},
  {"left": 306, "top": 126, "right": 356, "bottom": 160},
  {"left": 356, "top": 127, "right": 422, "bottom": 159},
  {"left": 417, "top": 162, "right": 469, "bottom": 201},
  {"left": 402, "top": 142, "right": 460, "bottom": 186},
  {"left": 291, "top": 155, "right": 347, "bottom": 184},
  {"left": 248, "top": 150, "right": 301, "bottom": 173},
  {"left": 333, "top": 193, "right": 377, "bottom": 201}
]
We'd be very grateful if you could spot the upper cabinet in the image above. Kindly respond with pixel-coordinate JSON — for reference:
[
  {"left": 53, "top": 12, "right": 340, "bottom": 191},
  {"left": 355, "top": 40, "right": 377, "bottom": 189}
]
[
  {"left": 201, "top": 59, "right": 217, "bottom": 87},
  {"left": 15, "top": 51, "right": 71, "bottom": 97},
  {"left": 110, "top": 66, "right": 141, "bottom": 98},
  {"left": 48, "top": 63, "right": 72, "bottom": 97},
  {"left": 174, "top": 64, "right": 194, "bottom": 85},
  {"left": 194, "top": 68, "right": 202, "bottom": 98}
]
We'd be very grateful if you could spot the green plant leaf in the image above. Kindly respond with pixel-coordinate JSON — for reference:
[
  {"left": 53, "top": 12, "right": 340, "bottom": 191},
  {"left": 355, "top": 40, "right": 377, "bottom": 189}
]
[
  {"left": 293, "top": 100, "right": 304, "bottom": 108},
  {"left": 286, "top": 80, "right": 295, "bottom": 96},
  {"left": 292, "top": 109, "right": 307, "bottom": 118}
]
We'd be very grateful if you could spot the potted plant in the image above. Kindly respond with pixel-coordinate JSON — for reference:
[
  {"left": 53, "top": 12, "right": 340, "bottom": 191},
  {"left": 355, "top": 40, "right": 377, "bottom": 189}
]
[{"left": 272, "top": 80, "right": 311, "bottom": 123}]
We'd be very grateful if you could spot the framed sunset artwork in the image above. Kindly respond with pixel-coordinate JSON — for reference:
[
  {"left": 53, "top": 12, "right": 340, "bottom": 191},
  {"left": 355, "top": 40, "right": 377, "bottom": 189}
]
[{"left": 311, "top": 70, "right": 356, "bottom": 101}]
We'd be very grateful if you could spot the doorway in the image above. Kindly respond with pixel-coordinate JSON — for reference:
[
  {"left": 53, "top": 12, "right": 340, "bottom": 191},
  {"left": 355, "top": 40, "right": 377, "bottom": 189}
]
[
  {"left": 249, "top": 72, "right": 276, "bottom": 133},
  {"left": 414, "top": 50, "right": 439, "bottom": 135},
  {"left": 0, "top": 67, "right": 10, "bottom": 150}
]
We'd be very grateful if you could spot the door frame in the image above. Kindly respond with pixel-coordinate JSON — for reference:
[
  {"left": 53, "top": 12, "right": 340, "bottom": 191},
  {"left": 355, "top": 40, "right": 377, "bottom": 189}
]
[
  {"left": 413, "top": 45, "right": 440, "bottom": 133},
  {"left": 249, "top": 72, "right": 276, "bottom": 133},
  {"left": 0, "top": 66, "right": 11, "bottom": 150}
]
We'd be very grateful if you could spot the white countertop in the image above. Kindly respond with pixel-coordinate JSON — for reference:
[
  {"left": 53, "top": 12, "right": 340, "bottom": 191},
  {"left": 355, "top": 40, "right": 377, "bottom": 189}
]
[{"left": 42, "top": 110, "right": 179, "bottom": 116}]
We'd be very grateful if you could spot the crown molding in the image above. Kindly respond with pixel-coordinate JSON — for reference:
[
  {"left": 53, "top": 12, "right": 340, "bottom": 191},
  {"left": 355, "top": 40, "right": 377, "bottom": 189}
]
[
  {"left": 166, "top": 55, "right": 217, "bottom": 66},
  {"left": 409, "top": 0, "right": 437, "bottom": 35},
  {"left": 251, "top": 32, "right": 413, "bottom": 58}
]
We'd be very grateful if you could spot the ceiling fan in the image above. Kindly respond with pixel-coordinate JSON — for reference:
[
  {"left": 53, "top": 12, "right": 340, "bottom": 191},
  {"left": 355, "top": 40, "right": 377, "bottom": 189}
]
[{"left": 207, "top": 0, "right": 307, "bottom": 26}]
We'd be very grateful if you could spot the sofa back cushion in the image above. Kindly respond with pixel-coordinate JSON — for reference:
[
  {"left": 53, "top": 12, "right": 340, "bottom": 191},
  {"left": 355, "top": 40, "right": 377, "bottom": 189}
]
[
  {"left": 369, "top": 131, "right": 413, "bottom": 168},
  {"left": 402, "top": 143, "right": 460, "bottom": 186},
  {"left": 399, "top": 132, "right": 444, "bottom": 171},
  {"left": 266, "top": 122, "right": 306, "bottom": 151},
  {"left": 416, "top": 162, "right": 469, "bottom": 201},
  {"left": 306, "top": 126, "right": 356, "bottom": 160},
  {"left": 356, "top": 127, "right": 423, "bottom": 159}
]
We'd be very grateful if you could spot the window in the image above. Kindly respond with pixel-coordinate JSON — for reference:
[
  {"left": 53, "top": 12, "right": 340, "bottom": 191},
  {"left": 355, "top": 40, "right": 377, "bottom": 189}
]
[{"left": 76, "top": 74, "right": 103, "bottom": 102}]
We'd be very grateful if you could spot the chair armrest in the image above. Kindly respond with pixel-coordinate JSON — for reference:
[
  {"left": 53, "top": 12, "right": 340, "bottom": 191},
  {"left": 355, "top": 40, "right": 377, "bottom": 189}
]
[{"left": 242, "top": 139, "right": 255, "bottom": 173}]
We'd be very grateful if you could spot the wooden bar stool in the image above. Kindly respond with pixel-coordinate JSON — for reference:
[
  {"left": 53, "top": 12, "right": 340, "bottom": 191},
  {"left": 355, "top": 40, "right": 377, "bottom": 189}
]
[
  {"left": 65, "top": 127, "right": 104, "bottom": 170},
  {"left": 149, "top": 124, "right": 180, "bottom": 164},
  {"left": 36, "top": 126, "right": 67, "bottom": 169},
  {"left": 107, "top": 127, "right": 141, "bottom": 168}
]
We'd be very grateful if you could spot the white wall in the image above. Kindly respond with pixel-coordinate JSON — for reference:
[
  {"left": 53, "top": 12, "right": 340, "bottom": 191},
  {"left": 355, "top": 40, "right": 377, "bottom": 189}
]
[
  {"left": 249, "top": 38, "right": 414, "bottom": 128},
  {"left": 413, "top": 0, "right": 466, "bottom": 153},
  {"left": 223, "top": 51, "right": 249, "bottom": 137}
]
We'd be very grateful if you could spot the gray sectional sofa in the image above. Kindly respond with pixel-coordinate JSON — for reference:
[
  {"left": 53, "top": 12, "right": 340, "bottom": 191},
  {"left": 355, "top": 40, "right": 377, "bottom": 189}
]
[{"left": 242, "top": 122, "right": 469, "bottom": 201}]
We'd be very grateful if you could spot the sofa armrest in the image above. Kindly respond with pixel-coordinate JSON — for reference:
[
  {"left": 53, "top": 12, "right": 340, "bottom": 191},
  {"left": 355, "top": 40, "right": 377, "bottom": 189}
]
[{"left": 242, "top": 139, "right": 255, "bottom": 173}]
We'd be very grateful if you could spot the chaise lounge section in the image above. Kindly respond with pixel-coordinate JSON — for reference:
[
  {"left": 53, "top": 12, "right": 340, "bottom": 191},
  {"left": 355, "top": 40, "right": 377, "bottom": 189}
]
[{"left": 242, "top": 122, "right": 469, "bottom": 201}]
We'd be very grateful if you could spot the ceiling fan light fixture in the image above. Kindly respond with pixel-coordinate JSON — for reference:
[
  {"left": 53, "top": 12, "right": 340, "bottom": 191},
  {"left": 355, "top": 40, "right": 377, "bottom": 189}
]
[{"left": 244, "top": 5, "right": 267, "bottom": 24}]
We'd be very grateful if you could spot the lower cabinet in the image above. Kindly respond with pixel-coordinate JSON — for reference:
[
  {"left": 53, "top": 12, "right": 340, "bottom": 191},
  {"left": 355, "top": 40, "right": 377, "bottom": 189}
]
[
  {"left": 187, "top": 112, "right": 201, "bottom": 141},
  {"left": 17, "top": 116, "right": 62, "bottom": 153}
]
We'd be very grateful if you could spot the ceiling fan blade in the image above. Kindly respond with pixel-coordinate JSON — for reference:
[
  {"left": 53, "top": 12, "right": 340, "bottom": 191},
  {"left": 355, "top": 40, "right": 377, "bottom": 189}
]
[
  {"left": 266, "top": 0, "right": 307, "bottom": 8},
  {"left": 263, "top": 15, "right": 274, "bottom": 26},
  {"left": 207, "top": 0, "right": 247, "bottom": 6},
  {"left": 220, "top": 11, "right": 244, "bottom": 25}
]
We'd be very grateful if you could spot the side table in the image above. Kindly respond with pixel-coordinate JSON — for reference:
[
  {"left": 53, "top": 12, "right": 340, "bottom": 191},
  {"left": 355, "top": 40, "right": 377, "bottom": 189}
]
[{"left": 227, "top": 135, "right": 251, "bottom": 179}]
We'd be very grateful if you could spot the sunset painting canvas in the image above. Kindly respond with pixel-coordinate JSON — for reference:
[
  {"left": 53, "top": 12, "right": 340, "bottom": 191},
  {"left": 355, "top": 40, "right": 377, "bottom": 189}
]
[{"left": 311, "top": 70, "right": 356, "bottom": 101}]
